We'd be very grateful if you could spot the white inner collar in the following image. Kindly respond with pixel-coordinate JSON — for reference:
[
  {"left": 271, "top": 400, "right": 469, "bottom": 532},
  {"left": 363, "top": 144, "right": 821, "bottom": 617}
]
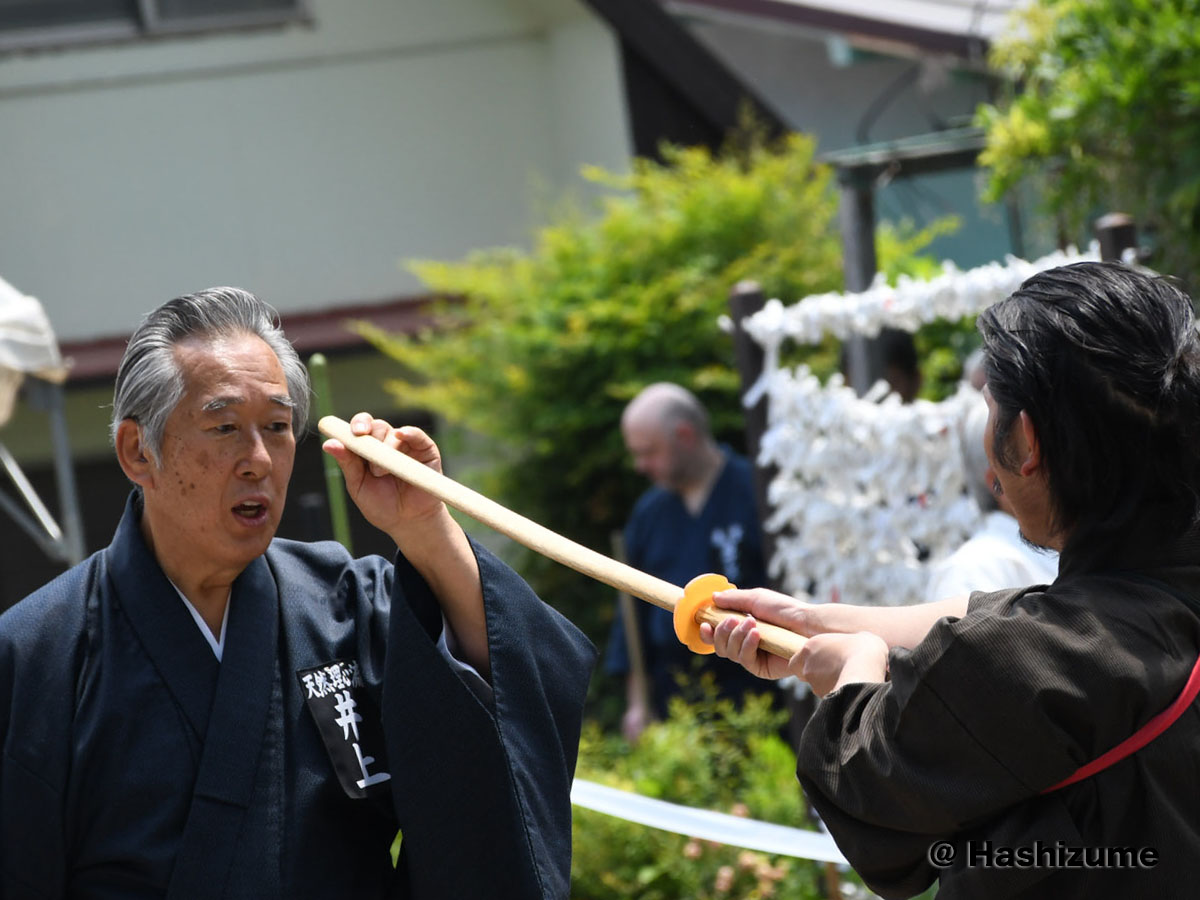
[{"left": 169, "top": 581, "right": 231, "bottom": 661}]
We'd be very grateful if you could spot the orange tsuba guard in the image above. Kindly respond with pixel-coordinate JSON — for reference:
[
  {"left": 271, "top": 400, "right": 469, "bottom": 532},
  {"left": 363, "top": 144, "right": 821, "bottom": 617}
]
[{"left": 674, "top": 573, "right": 735, "bottom": 655}]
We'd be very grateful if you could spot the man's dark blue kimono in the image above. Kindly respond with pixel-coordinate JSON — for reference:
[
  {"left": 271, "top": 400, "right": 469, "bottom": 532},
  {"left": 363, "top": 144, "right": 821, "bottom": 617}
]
[
  {"left": 606, "top": 448, "right": 768, "bottom": 715},
  {"left": 0, "top": 495, "right": 595, "bottom": 899}
]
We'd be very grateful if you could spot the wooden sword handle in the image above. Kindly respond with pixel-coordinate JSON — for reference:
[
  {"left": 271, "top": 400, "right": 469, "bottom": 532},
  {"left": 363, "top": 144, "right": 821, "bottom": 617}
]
[{"left": 318, "top": 416, "right": 806, "bottom": 659}]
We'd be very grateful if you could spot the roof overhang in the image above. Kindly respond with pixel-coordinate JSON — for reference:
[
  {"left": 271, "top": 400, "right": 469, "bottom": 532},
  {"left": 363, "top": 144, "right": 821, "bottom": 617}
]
[
  {"left": 665, "top": 0, "right": 1024, "bottom": 62},
  {"left": 820, "top": 125, "right": 987, "bottom": 182},
  {"left": 59, "top": 294, "right": 437, "bottom": 384}
]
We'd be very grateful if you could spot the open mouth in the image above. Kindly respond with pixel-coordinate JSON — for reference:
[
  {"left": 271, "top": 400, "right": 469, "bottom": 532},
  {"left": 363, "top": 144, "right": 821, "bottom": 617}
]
[{"left": 232, "top": 500, "right": 269, "bottom": 523}]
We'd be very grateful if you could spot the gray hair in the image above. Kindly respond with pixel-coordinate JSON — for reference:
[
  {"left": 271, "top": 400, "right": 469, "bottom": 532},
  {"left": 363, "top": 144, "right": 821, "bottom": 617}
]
[
  {"left": 111, "top": 287, "right": 310, "bottom": 463},
  {"left": 959, "top": 394, "right": 998, "bottom": 513},
  {"left": 962, "top": 347, "right": 987, "bottom": 391},
  {"left": 624, "top": 382, "right": 712, "bottom": 439}
]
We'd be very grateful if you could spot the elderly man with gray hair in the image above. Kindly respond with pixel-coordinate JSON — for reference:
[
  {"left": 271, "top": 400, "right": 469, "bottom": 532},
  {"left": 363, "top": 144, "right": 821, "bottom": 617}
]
[
  {"left": 924, "top": 395, "right": 1058, "bottom": 603},
  {"left": 0, "top": 287, "right": 593, "bottom": 900},
  {"left": 606, "top": 382, "right": 769, "bottom": 742}
]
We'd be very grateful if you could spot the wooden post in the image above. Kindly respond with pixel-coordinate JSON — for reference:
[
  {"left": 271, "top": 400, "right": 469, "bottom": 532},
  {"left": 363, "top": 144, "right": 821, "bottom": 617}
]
[
  {"left": 1095, "top": 212, "right": 1138, "bottom": 263},
  {"left": 728, "top": 280, "right": 780, "bottom": 589},
  {"left": 611, "top": 531, "right": 652, "bottom": 725},
  {"left": 838, "top": 167, "right": 885, "bottom": 395}
]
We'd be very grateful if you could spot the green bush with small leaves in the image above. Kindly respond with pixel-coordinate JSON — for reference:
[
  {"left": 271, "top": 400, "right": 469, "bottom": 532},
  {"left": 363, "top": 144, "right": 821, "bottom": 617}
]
[
  {"left": 361, "top": 135, "right": 957, "bottom": 677},
  {"left": 360, "top": 135, "right": 844, "bottom": 650},
  {"left": 571, "top": 684, "right": 830, "bottom": 900},
  {"left": 977, "top": 0, "right": 1200, "bottom": 287}
]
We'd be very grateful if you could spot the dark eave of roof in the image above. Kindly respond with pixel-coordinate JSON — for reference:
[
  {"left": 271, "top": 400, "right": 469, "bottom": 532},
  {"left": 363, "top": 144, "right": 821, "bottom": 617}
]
[
  {"left": 581, "top": 0, "right": 789, "bottom": 141},
  {"left": 60, "top": 294, "right": 436, "bottom": 384}
]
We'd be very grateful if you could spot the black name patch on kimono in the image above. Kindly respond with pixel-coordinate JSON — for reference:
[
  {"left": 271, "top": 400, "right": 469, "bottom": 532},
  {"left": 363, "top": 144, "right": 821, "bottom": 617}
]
[{"left": 297, "top": 660, "right": 392, "bottom": 800}]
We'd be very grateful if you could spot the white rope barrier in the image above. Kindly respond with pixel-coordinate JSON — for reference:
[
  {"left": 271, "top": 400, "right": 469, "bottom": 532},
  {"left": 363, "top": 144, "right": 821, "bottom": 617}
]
[{"left": 571, "top": 779, "right": 847, "bottom": 864}]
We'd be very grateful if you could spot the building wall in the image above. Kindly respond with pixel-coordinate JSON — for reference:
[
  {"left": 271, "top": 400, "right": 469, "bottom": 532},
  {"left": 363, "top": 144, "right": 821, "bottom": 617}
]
[
  {"left": 0, "top": 0, "right": 632, "bottom": 606},
  {"left": 0, "top": 0, "right": 631, "bottom": 344}
]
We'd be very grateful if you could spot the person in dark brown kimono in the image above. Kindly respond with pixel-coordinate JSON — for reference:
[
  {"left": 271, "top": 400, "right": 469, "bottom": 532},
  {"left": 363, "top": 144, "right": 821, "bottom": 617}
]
[{"left": 703, "top": 261, "right": 1200, "bottom": 898}]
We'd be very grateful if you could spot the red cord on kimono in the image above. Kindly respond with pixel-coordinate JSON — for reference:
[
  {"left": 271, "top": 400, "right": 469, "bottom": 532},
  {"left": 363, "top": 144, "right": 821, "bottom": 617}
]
[{"left": 1042, "top": 651, "right": 1200, "bottom": 793}]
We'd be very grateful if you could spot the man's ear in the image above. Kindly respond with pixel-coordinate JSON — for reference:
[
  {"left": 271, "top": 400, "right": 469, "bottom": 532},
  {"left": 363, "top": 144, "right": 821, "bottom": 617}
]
[
  {"left": 1017, "top": 410, "right": 1042, "bottom": 476},
  {"left": 672, "top": 421, "right": 698, "bottom": 447},
  {"left": 115, "top": 419, "right": 155, "bottom": 487}
]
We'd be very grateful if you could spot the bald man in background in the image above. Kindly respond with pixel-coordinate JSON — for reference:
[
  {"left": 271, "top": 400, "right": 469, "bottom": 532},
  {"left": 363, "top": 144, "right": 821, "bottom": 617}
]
[{"left": 605, "top": 383, "right": 769, "bottom": 741}]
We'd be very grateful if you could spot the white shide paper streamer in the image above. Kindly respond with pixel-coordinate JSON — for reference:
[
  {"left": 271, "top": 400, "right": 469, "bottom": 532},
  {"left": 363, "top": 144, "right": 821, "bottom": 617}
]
[{"left": 739, "top": 246, "right": 1098, "bottom": 609}]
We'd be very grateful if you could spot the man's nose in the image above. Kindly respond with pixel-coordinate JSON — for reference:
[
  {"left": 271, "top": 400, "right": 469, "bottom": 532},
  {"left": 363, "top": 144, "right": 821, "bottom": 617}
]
[{"left": 238, "top": 429, "right": 272, "bottom": 478}]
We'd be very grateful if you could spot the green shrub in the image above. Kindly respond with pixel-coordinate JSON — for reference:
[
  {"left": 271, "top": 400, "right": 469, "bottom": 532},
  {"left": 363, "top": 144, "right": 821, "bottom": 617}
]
[
  {"left": 571, "top": 685, "right": 827, "bottom": 899},
  {"left": 361, "top": 135, "right": 956, "bottom": 673},
  {"left": 360, "top": 134, "right": 845, "bottom": 656}
]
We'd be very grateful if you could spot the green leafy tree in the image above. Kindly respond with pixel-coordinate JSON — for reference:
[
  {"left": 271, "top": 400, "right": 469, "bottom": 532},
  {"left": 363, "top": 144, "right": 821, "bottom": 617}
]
[
  {"left": 360, "top": 136, "right": 844, "bottom": 648},
  {"left": 360, "top": 135, "right": 955, "bottom": 695},
  {"left": 976, "top": 0, "right": 1200, "bottom": 285}
]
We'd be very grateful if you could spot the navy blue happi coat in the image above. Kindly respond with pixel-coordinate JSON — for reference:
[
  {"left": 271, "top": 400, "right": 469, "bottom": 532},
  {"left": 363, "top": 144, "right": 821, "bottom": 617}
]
[{"left": 0, "top": 495, "right": 595, "bottom": 899}]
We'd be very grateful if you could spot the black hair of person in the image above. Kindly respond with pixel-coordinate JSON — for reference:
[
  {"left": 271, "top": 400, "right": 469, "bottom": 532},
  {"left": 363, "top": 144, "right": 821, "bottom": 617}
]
[{"left": 979, "top": 261, "right": 1200, "bottom": 553}]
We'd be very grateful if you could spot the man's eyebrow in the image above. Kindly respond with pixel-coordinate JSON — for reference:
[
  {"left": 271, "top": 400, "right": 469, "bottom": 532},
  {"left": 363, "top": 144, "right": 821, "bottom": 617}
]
[
  {"left": 202, "top": 395, "right": 244, "bottom": 412},
  {"left": 201, "top": 394, "right": 295, "bottom": 411}
]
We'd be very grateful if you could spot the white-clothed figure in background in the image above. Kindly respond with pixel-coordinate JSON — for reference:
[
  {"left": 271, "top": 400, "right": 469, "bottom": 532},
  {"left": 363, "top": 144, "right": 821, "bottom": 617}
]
[{"left": 925, "top": 396, "right": 1058, "bottom": 602}]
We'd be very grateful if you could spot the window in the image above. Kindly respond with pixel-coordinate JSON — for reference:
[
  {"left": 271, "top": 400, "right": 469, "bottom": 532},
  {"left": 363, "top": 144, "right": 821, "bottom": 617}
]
[{"left": 0, "top": 0, "right": 306, "bottom": 51}]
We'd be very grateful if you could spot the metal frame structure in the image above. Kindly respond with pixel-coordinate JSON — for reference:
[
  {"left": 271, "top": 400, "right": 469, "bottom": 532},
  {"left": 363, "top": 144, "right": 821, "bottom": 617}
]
[
  {"left": 821, "top": 126, "right": 990, "bottom": 393},
  {"left": 0, "top": 377, "right": 85, "bottom": 566}
]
